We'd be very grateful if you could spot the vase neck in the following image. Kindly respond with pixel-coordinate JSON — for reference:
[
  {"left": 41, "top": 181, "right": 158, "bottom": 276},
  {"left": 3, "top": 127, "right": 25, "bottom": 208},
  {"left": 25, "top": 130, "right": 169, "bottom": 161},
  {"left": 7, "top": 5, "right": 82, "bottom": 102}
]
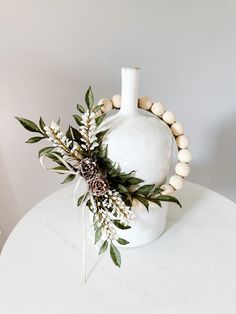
[{"left": 120, "top": 67, "right": 140, "bottom": 116}]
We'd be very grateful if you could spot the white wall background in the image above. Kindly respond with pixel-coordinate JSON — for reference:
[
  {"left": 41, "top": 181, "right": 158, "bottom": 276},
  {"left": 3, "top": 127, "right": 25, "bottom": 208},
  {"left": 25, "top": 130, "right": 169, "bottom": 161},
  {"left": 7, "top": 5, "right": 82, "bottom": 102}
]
[{"left": 0, "top": 0, "right": 236, "bottom": 246}]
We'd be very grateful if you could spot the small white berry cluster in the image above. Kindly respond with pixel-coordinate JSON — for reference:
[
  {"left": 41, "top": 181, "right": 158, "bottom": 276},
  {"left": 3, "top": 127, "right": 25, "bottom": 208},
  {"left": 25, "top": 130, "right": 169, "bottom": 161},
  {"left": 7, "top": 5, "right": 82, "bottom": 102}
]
[{"left": 96, "top": 95, "right": 192, "bottom": 196}]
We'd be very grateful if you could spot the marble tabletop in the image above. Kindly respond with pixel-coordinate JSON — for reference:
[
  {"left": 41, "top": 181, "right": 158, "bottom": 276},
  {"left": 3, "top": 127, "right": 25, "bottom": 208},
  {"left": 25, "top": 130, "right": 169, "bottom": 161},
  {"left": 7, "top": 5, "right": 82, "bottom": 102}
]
[{"left": 0, "top": 181, "right": 236, "bottom": 314}]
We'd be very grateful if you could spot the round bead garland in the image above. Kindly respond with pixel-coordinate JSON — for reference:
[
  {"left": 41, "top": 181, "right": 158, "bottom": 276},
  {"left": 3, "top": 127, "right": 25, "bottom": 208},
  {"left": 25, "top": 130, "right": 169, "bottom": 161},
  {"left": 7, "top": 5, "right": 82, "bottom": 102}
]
[{"left": 98, "top": 96, "right": 191, "bottom": 196}]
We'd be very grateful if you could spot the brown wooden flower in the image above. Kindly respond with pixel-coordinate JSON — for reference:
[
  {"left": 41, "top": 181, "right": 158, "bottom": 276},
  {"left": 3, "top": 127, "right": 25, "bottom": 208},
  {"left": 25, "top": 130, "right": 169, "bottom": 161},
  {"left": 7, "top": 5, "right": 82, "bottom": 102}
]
[
  {"left": 79, "top": 158, "right": 97, "bottom": 180},
  {"left": 89, "top": 175, "right": 109, "bottom": 196}
]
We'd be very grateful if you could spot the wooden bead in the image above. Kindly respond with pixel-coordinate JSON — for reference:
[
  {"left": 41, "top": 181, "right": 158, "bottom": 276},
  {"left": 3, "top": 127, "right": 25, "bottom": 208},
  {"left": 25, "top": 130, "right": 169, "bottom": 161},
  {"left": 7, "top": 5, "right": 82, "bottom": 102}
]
[
  {"left": 171, "top": 122, "right": 184, "bottom": 136},
  {"left": 178, "top": 149, "right": 192, "bottom": 163},
  {"left": 160, "top": 184, "right": 175, "bottom": 195},
  {"left": 175, "top": 162, "right": 190, "bottom": 177},
  {"left": 151, "top": 102, "right": 165, "bottom": 116},
  {"left": 111, "top": 94, "right": 121, "bottom": 108},
  {"left": 162, "top": 111, "right": 176, "bottom": 125},
  {"left": 176, "top": 135, "right": 189, "bottom": 149},
  {"left": 169, "top": 175, "right": 184, "bottom": 190},
  {"left": 98, "top": 98, "right": 113, "bottom": 113},
  {"left": 138, "top": 96, "right": 152, "bottom": 110}
]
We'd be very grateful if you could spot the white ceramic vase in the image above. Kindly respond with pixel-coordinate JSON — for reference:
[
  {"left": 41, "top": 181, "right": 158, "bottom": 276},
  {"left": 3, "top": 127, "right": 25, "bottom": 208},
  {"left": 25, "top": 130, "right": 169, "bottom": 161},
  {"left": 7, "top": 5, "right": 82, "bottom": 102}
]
[{"left": 101, "top": 67, "right": 173, "bottom": 247}]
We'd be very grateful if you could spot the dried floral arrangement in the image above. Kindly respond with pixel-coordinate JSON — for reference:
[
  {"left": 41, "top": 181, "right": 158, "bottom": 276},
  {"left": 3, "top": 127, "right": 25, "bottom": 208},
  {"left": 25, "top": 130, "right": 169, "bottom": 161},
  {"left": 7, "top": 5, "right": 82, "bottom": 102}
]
[{"left": 16, "top": 87, "right": 181, "bottom": 267}]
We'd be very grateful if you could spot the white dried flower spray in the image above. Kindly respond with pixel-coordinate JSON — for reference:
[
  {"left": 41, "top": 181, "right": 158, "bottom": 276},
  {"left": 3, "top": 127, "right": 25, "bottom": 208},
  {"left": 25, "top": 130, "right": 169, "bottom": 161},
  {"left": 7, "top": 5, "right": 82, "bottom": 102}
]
[
  {"left": 91, "top": 196, "right": 118, "bottom": 241},
  {"left": 44, "top": 121, "right": 82, "bottom": 169},
  {"left": 79, "top": 111, "right": 99, "bottom": 151},
  {"left": 103, "top": 190, "right": 135, "bottom": 226},
  {"left": 96, "top": 208, "right": 118, "bottom": 241}
]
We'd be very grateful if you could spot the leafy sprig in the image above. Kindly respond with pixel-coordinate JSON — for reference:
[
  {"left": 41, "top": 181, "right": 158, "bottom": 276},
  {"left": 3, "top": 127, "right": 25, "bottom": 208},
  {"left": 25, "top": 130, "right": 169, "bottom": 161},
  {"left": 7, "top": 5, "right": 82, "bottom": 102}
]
[{"left": 15, "top": 116, "right": 47, "bottom": 142}]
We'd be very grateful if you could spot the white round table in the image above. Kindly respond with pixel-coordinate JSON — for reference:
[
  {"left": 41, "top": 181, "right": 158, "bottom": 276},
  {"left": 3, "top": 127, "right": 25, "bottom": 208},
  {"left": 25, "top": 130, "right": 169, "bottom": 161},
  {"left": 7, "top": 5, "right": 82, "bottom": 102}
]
[{"left": 0, "top": 181, "right": 236, "bottom": 314}]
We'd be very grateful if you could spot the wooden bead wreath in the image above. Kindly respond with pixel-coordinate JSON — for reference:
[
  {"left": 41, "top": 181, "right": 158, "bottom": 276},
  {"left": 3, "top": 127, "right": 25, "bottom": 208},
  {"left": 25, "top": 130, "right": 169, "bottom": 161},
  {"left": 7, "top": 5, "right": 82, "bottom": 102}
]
[{"left": 97, "top": 95, "right": 191, "bottom": 195}]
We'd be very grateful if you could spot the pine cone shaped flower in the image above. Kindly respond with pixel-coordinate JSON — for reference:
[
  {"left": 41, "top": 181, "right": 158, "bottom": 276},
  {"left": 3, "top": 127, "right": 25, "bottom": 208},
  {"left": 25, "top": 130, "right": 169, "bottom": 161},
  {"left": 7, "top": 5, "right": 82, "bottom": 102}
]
[
  {"left": 89, "top": 175, "right": 109, "bottom": 196},
  {"left": 79, "top": 158, "right": 97, "bottom": 180}
]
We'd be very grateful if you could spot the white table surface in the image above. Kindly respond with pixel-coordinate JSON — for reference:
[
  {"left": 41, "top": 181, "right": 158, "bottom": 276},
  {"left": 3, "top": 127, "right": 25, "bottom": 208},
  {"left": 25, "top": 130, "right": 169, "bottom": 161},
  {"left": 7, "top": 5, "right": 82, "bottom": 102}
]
[{"left": 0, "top": 181, "right": 236, "bottom": 314}]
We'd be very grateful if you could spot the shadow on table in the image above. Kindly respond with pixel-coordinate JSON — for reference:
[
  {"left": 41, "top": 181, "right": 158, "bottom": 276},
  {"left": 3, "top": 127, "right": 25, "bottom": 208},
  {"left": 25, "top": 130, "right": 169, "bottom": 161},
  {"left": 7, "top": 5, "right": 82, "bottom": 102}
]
[{"left": 165, "top": 182, "right": 209, "bottom": 232}]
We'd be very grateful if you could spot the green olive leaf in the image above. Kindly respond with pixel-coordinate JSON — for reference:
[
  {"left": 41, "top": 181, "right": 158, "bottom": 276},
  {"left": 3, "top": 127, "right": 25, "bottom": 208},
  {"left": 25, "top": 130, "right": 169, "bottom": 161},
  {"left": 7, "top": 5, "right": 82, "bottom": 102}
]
[
  {"left": 133, "top": 195, "right": 149, "bottom": 211},
  {"left": 116, "top": 238, "right": 129, "bottom": 245},
  {"left": 157, "top": 195, "right": 182, "bottom": 208},
  {"left": 94, "top": 226, "right": 102, "bottom": 244},
  {"left": 110, "top": 242, "right": 121, "bottom": 267},
  {"left": 61, "top": 174, "right": 76, "bottom": 184},
  {"left": 39, "top": 116, "right": 46, "bottom": 132},
  {"left": 99, "top": 240, "right": 108, "bottom": 255},
  {"left": 77, "top": 104, "right": 85, "bottom": 114},
  {"left": 126, "top": 177, "right": 144, "bottom": 185},
  {"left": 25, "top": 136, "right": 45, "bottom": 143},
  {"left": 85, "top": 86, "right": 94, "bottom": 111},
  {"left": 134, "top": 184, "right": 155, "bottom": 196},
  {"left": 95, "top": 113, "right": 106, "bottom": 126},
  {"left": 38, "top": 147, "right": 54, "bottom": 157},
  {"left": 112, "top": 220, "right": 131, "bottom": 230},
  {"left": 96, "top": 129, "right": 109, "bottom": 142},
  {"left": 77, "top": 192, "right": 89, "bottom": 207},
  {"left": 15, "top": 117, "right": 42, "bottom": 133},
  {"left": 73, "top": 114, "right": 82, "bottom": 126}
]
